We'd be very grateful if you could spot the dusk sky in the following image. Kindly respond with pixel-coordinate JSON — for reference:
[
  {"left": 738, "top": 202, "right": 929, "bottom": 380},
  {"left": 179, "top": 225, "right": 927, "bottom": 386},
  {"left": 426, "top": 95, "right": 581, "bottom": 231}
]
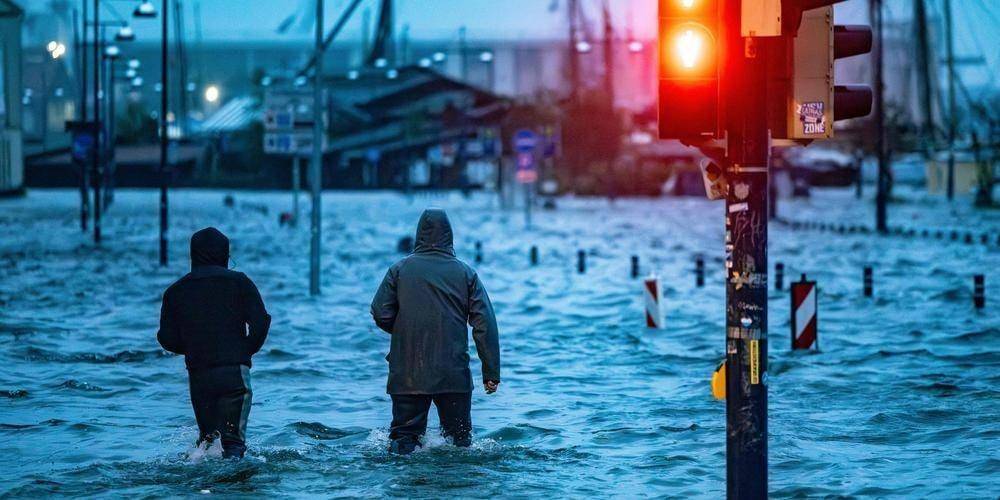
[{"left": 23, "top": 0, "right": 998, "bottom": 87}]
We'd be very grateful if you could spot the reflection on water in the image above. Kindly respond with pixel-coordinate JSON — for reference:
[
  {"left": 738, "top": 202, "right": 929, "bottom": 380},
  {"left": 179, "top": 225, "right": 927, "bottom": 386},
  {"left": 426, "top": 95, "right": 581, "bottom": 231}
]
[{"left": 1, "top": 188, "right": 997, "bottom": 497}]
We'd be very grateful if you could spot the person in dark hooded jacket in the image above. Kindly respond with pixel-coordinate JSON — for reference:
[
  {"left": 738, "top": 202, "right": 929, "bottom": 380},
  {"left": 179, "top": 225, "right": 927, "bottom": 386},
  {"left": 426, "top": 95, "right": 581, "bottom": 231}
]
[
  {"left": 157, "top": 227, "right": 271, "bottom": 458},
  {"left": 371, "top": 208, "right": 500, "bottom": 454}
]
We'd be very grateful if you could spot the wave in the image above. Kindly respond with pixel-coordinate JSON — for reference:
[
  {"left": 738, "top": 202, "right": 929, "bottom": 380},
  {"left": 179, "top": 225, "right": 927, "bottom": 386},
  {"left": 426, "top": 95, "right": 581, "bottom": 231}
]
[
  {"left": 1, "top": 389, "right": 28, "bottom": 398},
  {"left": 20, "top": 347, "right": 169, "bottom": 364}
]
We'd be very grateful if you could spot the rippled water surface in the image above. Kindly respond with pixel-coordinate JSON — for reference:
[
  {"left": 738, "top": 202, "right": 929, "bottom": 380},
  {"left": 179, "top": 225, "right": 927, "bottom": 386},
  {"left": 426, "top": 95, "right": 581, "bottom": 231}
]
[{"left": 1, "top": 188, "right": 997, "bottom": 498}]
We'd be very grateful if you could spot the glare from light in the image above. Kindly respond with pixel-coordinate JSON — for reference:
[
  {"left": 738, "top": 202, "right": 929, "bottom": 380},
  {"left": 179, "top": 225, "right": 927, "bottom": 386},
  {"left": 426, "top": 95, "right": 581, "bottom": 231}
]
[
  {"left": 134, "top": 1, "right": 156, "bottom": 17},
  {"left": 680, "top": 0, "right": 695, "bottom": 8},
  {"left": 418, "top": 57, "right": 432, "bottom": 68},
  {"left": 186, "top": 82, "right": 196, "bottom": 92},
  {"left": 575, "top": 40, "right": 592, "bottom": 53},
  {"left": 432, "top": 51, "right": 446, "bottom": 63},
  {"left": 132, "top": 76, "right": 144, "bottom": 87},
  {"left": 125, "top": 68, "right": 137, "bottom": 78},
  {"left": 479, "top": 51, "right": 494, "bottom": 63},
  {"left": 261, "top": 75, "right": 272, "bottom": 86},
  {"left": 347, "top": 70, "right": 359, "bottom": 80},
  {"left": 47, "top": 41, "right": 66, "bottom": 59},
  {"left": 104, "top": 45, "right": 120, "bottom": 58},
  {"left": 386, "top": 69, "right": 399, "bottom": 80},
  {"left": 628, "top": 40, "right": 643, "bottom": 53},
  {"left": 294, "top": 76, "right": 307, "bottom": 86},
  {"left": 374, "top": 57, "right": 387, "bottom": 68},
  {"left": 676, "top": 29, "right": 703, "bottom": 69},
  {"left": 128, "top": 58, "right": 140, "bottom": 69},
  {"left": 154, "top": 82, "right": 162, "bottom": 92},
  {"left": 204, "top": 85, "right": 220, "bottom": 103}
]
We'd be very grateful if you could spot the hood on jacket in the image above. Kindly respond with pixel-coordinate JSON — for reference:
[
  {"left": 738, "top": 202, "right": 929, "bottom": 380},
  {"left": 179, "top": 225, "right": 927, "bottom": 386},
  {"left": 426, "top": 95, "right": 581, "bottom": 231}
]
[
  {"left": 413, "top": 208, "right": 454, "bottom": 255},
  {"left": 190, "top": 227, "right": 230, "bottom": 269}
]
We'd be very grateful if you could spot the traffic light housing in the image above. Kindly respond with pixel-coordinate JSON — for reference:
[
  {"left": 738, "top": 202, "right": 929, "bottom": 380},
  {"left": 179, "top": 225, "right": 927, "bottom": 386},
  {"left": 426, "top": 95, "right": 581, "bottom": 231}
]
[
  {"left": 658, "top": 0, "right": 722, "bottom": 139},
  {"left": 770, "top": 2, "right": 873, "bottom": 140}
]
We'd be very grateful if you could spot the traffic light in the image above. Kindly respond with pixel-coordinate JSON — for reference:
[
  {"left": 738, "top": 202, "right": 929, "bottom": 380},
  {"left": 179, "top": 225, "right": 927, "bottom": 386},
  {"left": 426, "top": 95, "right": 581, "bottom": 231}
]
[
  {"left": 771, "top": 2, "right": 873, "bottom": 140},
  {"left": 658, "top": 0, "right": 722, "bottom": 139}
]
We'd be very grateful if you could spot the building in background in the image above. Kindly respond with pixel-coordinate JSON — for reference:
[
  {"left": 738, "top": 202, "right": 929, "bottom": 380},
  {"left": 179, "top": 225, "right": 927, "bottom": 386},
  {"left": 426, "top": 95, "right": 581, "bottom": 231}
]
[{"left": 0, "top": 0, "right": 23, "bottom": 196}]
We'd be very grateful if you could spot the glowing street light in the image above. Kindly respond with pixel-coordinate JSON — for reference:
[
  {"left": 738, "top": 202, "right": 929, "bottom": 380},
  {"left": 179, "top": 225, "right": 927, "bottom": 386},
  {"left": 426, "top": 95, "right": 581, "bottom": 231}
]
[
  {"left": 386, "top": 69, "right": 399, "bottom": 80},
  {"left": 432, "top": 51, "right": 446, "bottom": 63},
  {"left": 128, "top": 58, "right": 140, "bottom": 69},
  {"left": 104, "top": 45, "right": 121, "bottom": 59},
  {"left": 125, "top": 68, "right": 137, "bottom": 79},
  {"left": 418, "top": 57, "right": 432, "bottom": 68},
  {"left": 131, "top": 76, "right": 144, "bottom": 87},
  {"left": 347, "top": 70, "right": 359, "bottom": 80},
  {"left": 575, "top": 40, "right": 592, "bottom": 53},
  {"left": 204, "top": 85, "right": 220, "bottom": 103},
  {"left": 374, "top": 57, "right": 388, "bottom": 68},
  {"left": 628, "top": 40, "right": 644, "bottom": 53},
  {"left": 478, "top": 51, "right": 494, "bottom": 63},
  {"left": 115, "top": 26, "right": 135, "bottom": 42},
  {"left": 133, "top": 1, "right": 156, "bottom": 18}
]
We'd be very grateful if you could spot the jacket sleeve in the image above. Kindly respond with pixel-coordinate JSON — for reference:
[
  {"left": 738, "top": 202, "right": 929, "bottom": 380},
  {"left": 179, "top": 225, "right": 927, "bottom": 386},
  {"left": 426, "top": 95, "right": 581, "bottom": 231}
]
[
  {"left": 371, "top": 266, "right": 399, "bottom": 334},
  {"left": 156, "top": 289, "right": 185, "bottom": 355},
  {"left": 468, "top": 272, "right": 500, "bottom": 382},
  {"left": 241, "top": 275, "right": 272, "bottom": 355}
]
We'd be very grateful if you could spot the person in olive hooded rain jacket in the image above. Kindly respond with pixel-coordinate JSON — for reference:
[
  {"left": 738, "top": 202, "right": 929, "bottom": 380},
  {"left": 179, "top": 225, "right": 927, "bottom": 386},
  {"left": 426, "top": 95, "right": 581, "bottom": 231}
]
[
  {"left": 157, "top": 227, "right": 271, "bottom": 458},
  {"left": 371, "top": 208, "right": 501, "bottom": 454}
]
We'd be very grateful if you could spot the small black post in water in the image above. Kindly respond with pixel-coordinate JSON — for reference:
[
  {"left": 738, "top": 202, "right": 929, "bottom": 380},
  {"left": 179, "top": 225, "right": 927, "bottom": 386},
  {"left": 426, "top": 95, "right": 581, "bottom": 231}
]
[
  {"left": 577, "top": 250, "right": 586, "bottom": 274},
  {"left": 695, "top": 256, "right": 705, "bottom": 287},
  {"left": 775, "top": 262, "right": 785, "bottom": 291},
  {"left": 973, "top": 275, "right": 985, "bottom": 309},
  {"left": 631, "top": 255, "right": 639, "bottom": 279},
  {"left": 864, "top": 266, "right": 873, "bottom": 297},
  {"left": 530, "top": 245, "right": 539, "bottom": 266},
  {"left": 475, "top": 241, "right": 483, "bottom": 263}
]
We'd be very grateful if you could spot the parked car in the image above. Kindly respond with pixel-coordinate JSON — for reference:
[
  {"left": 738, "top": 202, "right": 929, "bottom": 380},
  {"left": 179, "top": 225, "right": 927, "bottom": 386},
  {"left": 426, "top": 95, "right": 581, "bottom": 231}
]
[{"left": 777, "top": 146, "right": 860, "bottom": 187}]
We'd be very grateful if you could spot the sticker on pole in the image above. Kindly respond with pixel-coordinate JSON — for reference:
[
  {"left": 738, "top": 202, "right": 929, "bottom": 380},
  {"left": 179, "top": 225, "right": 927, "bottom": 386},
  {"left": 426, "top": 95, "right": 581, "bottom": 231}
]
[
  {"left": 797, "top": 101, "right": 826, "bottom": 135},
  {"left": 790, "top": 275, "right": 817, "bottom": 350}
]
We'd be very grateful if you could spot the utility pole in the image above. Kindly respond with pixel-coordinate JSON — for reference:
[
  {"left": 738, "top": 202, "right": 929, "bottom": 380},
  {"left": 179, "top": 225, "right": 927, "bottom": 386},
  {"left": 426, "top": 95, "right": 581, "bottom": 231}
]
[
  {"left": 310, "top": 0, "right": 324, "bottom": 296},
  {"left": 601, "top": 0, "right": 614, "bottom": 104},
  {"left": 724, "top": 22, "right": 769, "bottom": 500},
  {"left": 873, "top": 0, "right": 888, "bottom": 233},
  {"left": 944, "top": 0, "right": 956, "bottom": 201},
  {"left": 77, "top": 2, "right": 89, "bottom": 232},
  {"left": 92, "top": 0, "right": 101, "bottom": 244},
  {"left": 913, "top": 0, "right": 935, "bottom": 153},
  {"left": 459, "top": 26, "right": 468, "bottom": 82},
  {"left": 160, "top": 0, "right": 170, "bottom": 266},
  {"left": 567, "top": 0, "right": 580, "bottom": 102}
]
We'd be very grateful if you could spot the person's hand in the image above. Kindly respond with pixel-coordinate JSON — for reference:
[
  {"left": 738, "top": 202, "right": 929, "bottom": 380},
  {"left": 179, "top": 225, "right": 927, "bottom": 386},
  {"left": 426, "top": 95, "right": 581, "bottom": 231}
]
[{"left": 484, "top": 380, "right": 500, "bottom": 394}]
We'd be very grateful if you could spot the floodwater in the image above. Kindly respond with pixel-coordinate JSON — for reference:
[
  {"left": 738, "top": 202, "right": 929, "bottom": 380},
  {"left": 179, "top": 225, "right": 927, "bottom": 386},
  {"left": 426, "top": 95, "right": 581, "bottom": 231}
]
[{"left": 1, "top": 187, "right": 997, "bottom": 498}]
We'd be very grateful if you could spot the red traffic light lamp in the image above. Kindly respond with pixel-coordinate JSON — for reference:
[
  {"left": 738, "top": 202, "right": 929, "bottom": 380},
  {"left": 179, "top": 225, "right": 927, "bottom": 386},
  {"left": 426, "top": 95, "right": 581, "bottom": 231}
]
[{"left": 657, "top": 0, "right": 722, "bottom": 139}]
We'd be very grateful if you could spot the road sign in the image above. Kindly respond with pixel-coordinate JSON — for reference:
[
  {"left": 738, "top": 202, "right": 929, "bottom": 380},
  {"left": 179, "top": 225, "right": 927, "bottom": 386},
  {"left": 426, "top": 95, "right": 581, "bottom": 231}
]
[
  {"left": 513, "top": 129, "right": 538, "bottom": 154},
  {"left": 516, "top": 152, "right": 537, "bottom": 183},
  {"left": 264, "top": 131, "right": 318, "bottom": 156},
  {"left": 263, "top": 88, "right": 325, "bottom": 155}
]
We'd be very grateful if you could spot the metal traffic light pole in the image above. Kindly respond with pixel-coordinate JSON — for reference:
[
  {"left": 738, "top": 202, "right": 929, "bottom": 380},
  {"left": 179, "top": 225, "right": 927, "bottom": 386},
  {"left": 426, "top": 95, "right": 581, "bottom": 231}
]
[{"left": 724, "top": 27, "right": 770, "bottom": 500}]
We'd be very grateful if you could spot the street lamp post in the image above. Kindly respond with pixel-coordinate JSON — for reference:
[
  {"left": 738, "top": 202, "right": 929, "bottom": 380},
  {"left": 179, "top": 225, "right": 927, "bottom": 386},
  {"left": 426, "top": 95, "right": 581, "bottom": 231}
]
[
  {"left": 160, "top": 0, "right": 169, "bottom": 266},
  {"left": 309, "top": 0, "right": 324, "bottom": 295}
]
